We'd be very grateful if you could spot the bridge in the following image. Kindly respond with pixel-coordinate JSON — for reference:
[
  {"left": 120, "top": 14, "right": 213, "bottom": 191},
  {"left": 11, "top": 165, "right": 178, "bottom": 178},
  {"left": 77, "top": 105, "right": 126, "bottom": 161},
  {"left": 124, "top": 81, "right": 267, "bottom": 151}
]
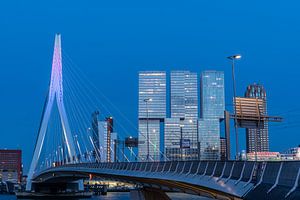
[
  {"left": 31, "top": 160, "right": 300, "bottom": 200},
  {"left": 23, "top": 34, "right": 300, "bottom": 200}
]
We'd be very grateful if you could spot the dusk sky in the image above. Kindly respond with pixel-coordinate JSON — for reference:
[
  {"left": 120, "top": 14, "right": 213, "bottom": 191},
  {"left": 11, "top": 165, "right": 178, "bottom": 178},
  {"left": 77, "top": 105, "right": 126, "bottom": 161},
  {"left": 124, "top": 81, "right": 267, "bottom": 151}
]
[{"left": 1, "top": 0, "right": 300, "bottom": 172}]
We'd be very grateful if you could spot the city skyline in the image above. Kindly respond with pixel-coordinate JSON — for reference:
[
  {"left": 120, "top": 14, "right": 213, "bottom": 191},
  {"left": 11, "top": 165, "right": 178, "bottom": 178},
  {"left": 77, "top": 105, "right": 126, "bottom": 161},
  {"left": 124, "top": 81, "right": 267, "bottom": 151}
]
[{"left": 1, "top": 1, "right": 300, "bottom": 173}]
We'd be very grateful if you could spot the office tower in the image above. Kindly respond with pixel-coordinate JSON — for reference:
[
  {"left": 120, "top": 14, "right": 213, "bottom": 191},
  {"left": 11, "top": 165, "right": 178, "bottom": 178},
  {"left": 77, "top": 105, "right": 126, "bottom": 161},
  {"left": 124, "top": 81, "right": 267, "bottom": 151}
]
[
  {"left": 170, "top": 71, "right": 198, "bottom": 119},
  {"left": 98, "top": 117, "right": 115, "bottom": 162},
  {"left": 220, "top": 137, "right": 227, "bottom": 161},
  {"left": 201, "top": 71, "right": 225, "bottom": 119},
  {"left": 91, "top": 111, "right": 100, "bottom": 152},
  {"left": 110, "top": 132, "right": 118, "bottom": 162},
  {"left": 139, "top": 119, "right": 161, "bottom": 161},
  {"left": 164, "top": 71, "right": 199, "bottom": 160},
  {"left": 106, "top": 117, "right": 113, "bottom": 162},
  {"left": 0, "top": 150, "right": 22, "bottom": 183},
  {"left": 164, "top": 118, "right": 181, "bottom": 160},
  {"left": 165, "top": 118, "right": 198, "bottom": 160},
  {"left": 198, "top": 119, "right": 220, "bottom": 160},
  {"left": 245, "top": 84, "right": 269, "bottom": 153},
  {"left": 199, "top": 71, "right": 225, "bottom": 160},
  {"left": 138, "top": 71, "right": 166, "bottom": 161}
]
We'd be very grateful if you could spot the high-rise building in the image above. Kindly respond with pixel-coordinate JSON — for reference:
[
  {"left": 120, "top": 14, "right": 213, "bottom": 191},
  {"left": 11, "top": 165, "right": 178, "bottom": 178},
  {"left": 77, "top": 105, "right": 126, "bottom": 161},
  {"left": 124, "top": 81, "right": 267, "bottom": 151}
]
[
  {"left": 138, "top": 71, "right": 166, "bottom": 161},
  {"left": 138, "top": 71, "right": 166, "bottom": 119},
  {"left": 164, "top": 118, "right": 181, "bottom": 160},
  {"left": 198, "top": 119, "right": 220, "bottom": 160},
  {"left": 201, "top": 71, "right": 225, "bottom": 119},
  {"left": 106, "top": 117, "right": 114, "bottom": 161},
  {"left": 170, "top": 71, "right": 198, "bottom": 119},
  {"left": 199, "top": 71, "right": 225, "bottom": 160},
  {"left": 91, "top": 111, "right": 100, "bottom": 153},
  {"left": 98, "top": 117, "right": 116, "bottom": 162},
  {"left": 0, "top": 150, "right": 22, "bottom": 183},
  {"left": 164, "top": 71, "right": 199, "bottom": 160},
  {"left": 138, "top": 119, "right": 161, "bottom": 161},
  {"left": 245, "top": 84, "right": 269, "bottom": 153},
  {"left": 220, "top": 137, "right": 227, "bottom": 161}
]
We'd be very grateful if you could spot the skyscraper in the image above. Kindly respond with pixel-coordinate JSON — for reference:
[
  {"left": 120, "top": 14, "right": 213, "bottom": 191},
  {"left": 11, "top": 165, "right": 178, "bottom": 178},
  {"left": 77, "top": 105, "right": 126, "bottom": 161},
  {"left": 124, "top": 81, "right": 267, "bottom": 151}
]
[
  {"left": 138, "top": 71, "right": 166, "bottom": 161},
  {"left": 245, "top": 84, "right": 269, "bottom": 153},
  {"left": 165, "top": 71, "right": 198, "bottom": 160},
  {"left": 98, "top": 117, "right": 116, "bottom": 162},
  {"left": 170, "top": 71, "right": 198, "bottom": 119},
  {"left": 201, "top": 71, "right": 225, "bottom": 119},
  {"left": 220, "top": 137, "right": 227, "bottom": 161},
  {"left": 91, "top": 111, "right": 100, "bottom": 152},
  {"left": 164, "top": 118, "right": 181, "bottom": 160},
  {"left": 199, "top": 71, "right": 225, "bottom": 160}
]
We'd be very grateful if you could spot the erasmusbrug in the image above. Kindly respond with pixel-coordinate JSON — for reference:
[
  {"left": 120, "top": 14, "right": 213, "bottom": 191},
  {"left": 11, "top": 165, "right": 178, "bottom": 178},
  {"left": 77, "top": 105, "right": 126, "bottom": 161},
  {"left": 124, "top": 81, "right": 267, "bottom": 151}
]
[
  {"left": 26, "top": 34, "right": 166, "bottom": 191},
  {"left": 24, "top": 34, "right": 300, "bottom": 200}
]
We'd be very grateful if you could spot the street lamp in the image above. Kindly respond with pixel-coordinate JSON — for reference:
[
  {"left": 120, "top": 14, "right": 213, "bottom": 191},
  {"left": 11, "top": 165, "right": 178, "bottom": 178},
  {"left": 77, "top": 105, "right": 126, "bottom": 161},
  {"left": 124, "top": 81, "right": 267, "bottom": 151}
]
[
  {"left": 180, "top": 124, "right": 185, "bottom": 160},
  {"left": 227, "top": 54, "right": 241, "bottom": 160},
  {"left": 144, "top": 98, "right": 152, "bottom": 161}
]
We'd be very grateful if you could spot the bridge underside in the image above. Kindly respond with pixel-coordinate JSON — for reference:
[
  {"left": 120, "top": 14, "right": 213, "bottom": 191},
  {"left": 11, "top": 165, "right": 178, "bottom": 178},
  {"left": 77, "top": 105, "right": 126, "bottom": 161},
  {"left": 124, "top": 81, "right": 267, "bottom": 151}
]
[
  {"left": 33, "top": 161, "right": 300, "bottom": 200},
  {"left": 34, "top": 169, "right": 242, "bottom": 200}
]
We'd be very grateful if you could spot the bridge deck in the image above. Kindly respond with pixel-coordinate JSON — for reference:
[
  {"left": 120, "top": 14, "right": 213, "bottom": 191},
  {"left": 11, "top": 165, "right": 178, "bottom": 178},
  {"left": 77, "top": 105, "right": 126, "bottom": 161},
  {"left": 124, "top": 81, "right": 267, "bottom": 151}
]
[{"left": 33, "top": 160, "right": 300, "bottom": 200}]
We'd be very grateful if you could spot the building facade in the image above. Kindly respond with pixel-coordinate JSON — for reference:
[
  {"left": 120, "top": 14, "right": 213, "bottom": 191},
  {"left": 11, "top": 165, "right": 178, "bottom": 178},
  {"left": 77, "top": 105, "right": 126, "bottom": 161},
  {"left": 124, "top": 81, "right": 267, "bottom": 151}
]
[
  {"left": 170, "top": 71, "right": 198, "bottom": 119},
  {"left": 220, "top": 137, "right": 227, "bottom": 161},
  {"left": 98, "top": 117, "right": 116, "bottom": 162},
  {"left": 280, "top": 146, "right": 300, "bottom": 160},
  {"left": 91, "top": 111, "right": 100, "bottom": 159},
  {"left": 199, "top": 71, "right": 225, "bottom": 160},
  {"left": 245, "top": 84, "right": 269, "bottom": 153},
  {"left": 0, "top": 150, "right": 22, "bottom": 183},
  {"left": 164, "top": 71, "right": 199, "bottom": 160},
  {"left": 138, "top": 71, "right": 166, "bottom": 161}
]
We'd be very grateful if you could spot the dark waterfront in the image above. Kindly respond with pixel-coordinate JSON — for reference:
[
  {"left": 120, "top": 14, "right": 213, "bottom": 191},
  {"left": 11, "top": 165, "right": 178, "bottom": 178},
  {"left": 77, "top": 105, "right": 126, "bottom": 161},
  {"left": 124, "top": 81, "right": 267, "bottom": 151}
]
[
  {"left": 0, "top": 193, "right": 212, "bottom": 200},
  {"left": 0, "top": 193, "right": 130, "bottom": 200}
]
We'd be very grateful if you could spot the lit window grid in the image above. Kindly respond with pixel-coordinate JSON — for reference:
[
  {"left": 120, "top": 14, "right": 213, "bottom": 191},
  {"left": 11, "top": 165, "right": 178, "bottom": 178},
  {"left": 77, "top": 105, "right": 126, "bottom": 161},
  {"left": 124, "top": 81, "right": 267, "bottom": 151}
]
[
  {"left": 138, "top": 71, "right": 166, "bottom": 119},
  {"left": 164, "top": 118, "right": 181, "bottom": 160},
  {"left": 198, "top": 118, "right": 220, "bottom": 160},
  {"left": 98, "top": 121, "right": 108, "bottom": 162},
  {"left": 245, "top": 84, "right": 269, "bottom": 153},
  {"left": 138, "top": 119, "right": 161, "bottom": 161},
  {"left": 170, "top": 71, "right": 198, "bottom": 119},
  {"left": 164, "top": 118, "right": 198, "bottom": 160},
  {"left": 246, "top": 125, "right": 269, "bottom": 153},
  {"left": 201, "top": 71, "right": 225, "bottom": 119}
]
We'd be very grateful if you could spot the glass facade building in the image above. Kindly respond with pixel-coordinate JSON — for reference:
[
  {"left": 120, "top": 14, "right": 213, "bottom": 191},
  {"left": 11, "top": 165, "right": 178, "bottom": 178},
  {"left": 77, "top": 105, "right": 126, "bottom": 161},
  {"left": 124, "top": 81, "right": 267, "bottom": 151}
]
[
  {"left": 138, "top": 71, "right": 166, "bottom": 119},
  {"left": 170, "top": 71, "right": 198, "bottom": 119},
  {"left": 164, "top": 118, "right": 198, "bottom": 160},
  {"left": 198, "top": 119, "right": 220, "bottom": 160},
  {"left": 98, "top": 121, "right": 108, "bottom": 162},
  {"left": 245, "top": 84, "right": 269, "bottom": 153},
  {"left": 199, "top": 71, "right": 225, "bottom": 160},
  {"left": 201, "top": 71, "right": 225, "bottom": 119},
  {"left": 164, "top": 118, "right": 181, "bottom": 160},
  {"left": 98, "top": 118, "right": 116, "bottom": 162},
  {"left": 164, "top": 71, "right": 198, "bottom": 161},
  {"left": 138, "top": 119, "right": 161, "bottom": 161},
  {"left": 138, "top": 71, "right": 166, "bottom": 161}
]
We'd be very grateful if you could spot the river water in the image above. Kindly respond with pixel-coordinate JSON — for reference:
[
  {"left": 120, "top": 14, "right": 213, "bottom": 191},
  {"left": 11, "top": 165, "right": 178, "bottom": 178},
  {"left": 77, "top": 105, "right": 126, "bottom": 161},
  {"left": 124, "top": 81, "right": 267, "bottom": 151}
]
[{"left": 0, "top": 192, "right": 212, "bottom": 200}]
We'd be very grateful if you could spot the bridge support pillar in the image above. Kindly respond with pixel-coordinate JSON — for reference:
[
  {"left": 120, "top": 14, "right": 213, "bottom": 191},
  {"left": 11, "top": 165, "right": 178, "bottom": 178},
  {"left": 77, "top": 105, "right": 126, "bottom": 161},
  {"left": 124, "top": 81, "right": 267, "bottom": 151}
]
[{"left": 130, "top": 187, "right": 170, "bottom": 200}]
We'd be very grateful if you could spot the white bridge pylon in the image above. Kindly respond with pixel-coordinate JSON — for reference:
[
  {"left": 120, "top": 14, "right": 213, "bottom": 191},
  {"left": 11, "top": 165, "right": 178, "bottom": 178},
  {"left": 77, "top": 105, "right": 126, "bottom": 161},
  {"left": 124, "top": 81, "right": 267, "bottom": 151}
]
[{"left": 26, "top": 34, "right": 77, "bottom": 191}]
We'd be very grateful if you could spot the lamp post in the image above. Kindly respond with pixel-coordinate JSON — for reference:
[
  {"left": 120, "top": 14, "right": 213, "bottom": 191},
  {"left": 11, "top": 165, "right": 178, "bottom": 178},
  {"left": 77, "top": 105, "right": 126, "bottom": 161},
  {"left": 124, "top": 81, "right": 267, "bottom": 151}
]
[
  {"left": 180, "top": 124, "right": 184, "bottom": 160},
  {"left": 144, "top": 98, "right": 152, "bottom": 161},
  {"left": 227, "top": 54, "right": 242, "bottom": 160}
]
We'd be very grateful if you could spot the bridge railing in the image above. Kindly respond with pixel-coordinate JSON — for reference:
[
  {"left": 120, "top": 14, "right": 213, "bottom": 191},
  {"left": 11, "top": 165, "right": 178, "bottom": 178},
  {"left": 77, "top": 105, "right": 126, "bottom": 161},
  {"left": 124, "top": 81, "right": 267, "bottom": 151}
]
[{"left": 51, "top": 160, "right": 272, "bottom": 186}]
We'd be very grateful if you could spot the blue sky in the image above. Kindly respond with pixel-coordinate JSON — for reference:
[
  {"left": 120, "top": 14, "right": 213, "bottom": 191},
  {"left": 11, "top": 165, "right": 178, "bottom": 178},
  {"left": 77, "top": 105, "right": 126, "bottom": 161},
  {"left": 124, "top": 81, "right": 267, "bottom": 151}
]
[{"left": 1, "top": 0, "right": 300, "bottom": 172}]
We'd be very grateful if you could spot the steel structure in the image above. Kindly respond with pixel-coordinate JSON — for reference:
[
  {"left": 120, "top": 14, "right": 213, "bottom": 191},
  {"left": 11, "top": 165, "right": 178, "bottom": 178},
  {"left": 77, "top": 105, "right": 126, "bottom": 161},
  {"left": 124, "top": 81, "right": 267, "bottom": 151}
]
[{"left": 26, "top": 34, "right": 76, "bottom": 191}]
